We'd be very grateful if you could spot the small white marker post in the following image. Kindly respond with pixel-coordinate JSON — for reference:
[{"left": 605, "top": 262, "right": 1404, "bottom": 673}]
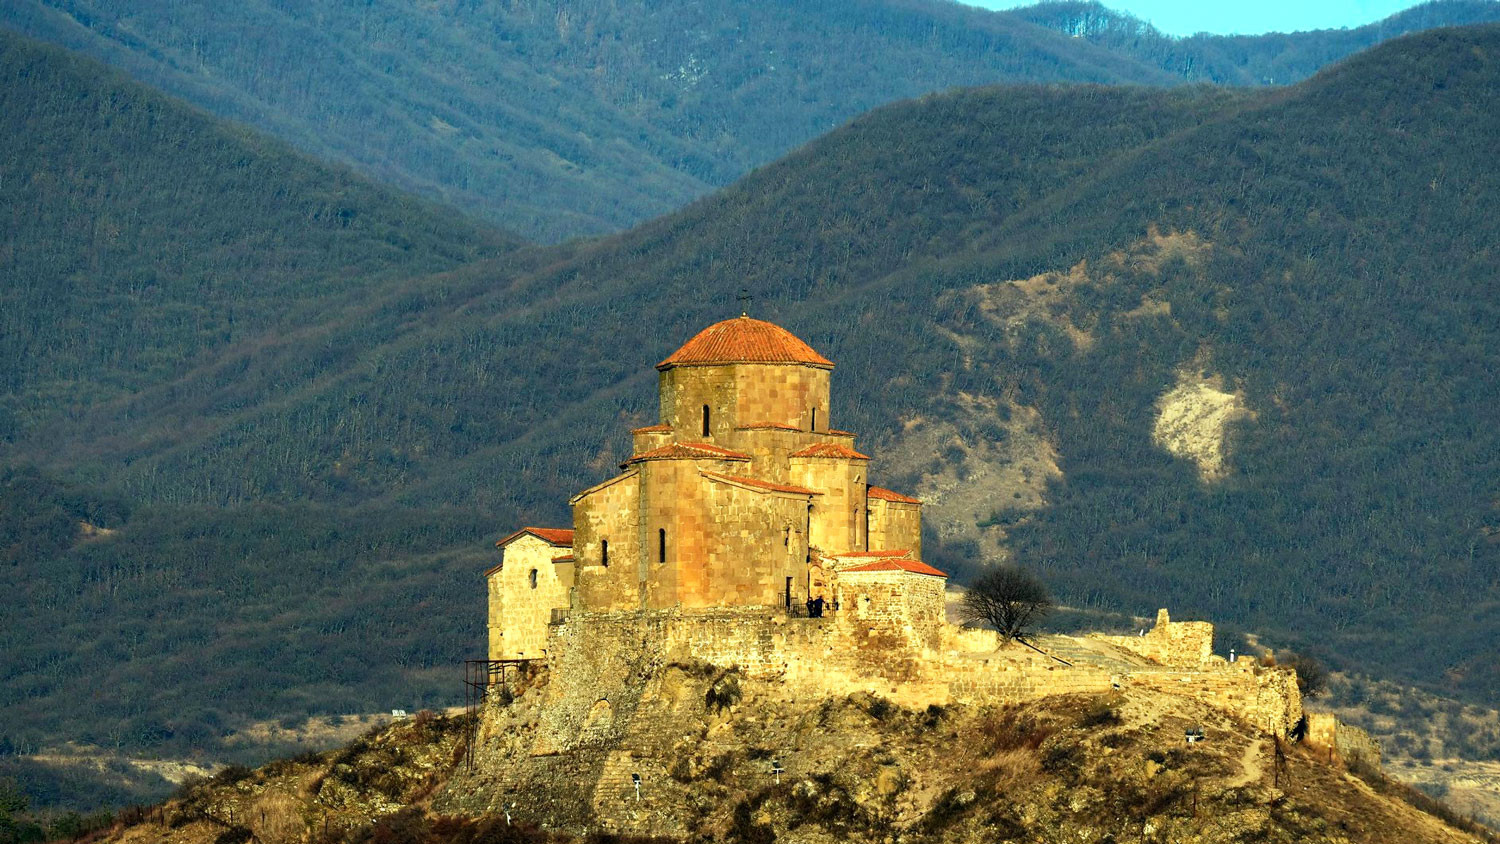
[
  {"left": 771, "top": 759, "right": 784, "bottom": 785},
  {"left": 632, "top": 773, "right": 642, "bottom": 801}
]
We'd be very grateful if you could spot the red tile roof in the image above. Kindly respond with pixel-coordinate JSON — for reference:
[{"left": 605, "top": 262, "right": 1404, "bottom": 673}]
[
  {"left": 736, "top": 422, "right": 804, "bottom": 432},
  {"left": 496, "top": 527, "right": 575, "bottom": 548},
  {"left": 658, "top": 316, "right": 834, "bottom": 370},
  {"left": 790, "top": 442, "right": 870, "bottom": 460},
  {"left": 701, "top": 471, "right": 820, "bottom": 496},
  {"left": 827, "top": 429, "right": 857, "bottom": 437},
  {"left": 833, "top": 549, "right": 911, "bottom": 558},
  {"left": 551, "top": 554, "right": 575, "bottom": 563},
  {"left": 632, "top": 424, "right": 671, "bottom": 434},
  {"left": 842, "top": 559, "right": 948, "bottom": 577},
  {"left": 867, "top": 485, "right": 921, "bottom": 504},
  {"left": 624, "top": 442, "right": 752, "bottom": 464}
]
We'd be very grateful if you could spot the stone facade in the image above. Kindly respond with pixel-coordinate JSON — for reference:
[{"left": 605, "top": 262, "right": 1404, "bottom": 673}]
[
  {"left": 486, "top": 529, "right": 574, "bottom": 660},
  {"left": 490, "top": 316, "right": 931, "bottom": 649}
]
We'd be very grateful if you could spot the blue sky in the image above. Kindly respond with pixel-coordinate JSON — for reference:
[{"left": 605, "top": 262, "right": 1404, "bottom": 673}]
[{"left": 965, "top": 0, "right": 1432, "bottom": 36}]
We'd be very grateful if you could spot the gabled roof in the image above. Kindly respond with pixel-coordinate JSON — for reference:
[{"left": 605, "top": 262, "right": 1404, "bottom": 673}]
[
  {"left": 568, "top": 468, "right": 640, "bottom": 506},
  {"left": 631, "top": 424, "right": 672, "bottom": 434},
  {"left": 867, "top": 485, "right": 921, "bottom": 505},
  {"left": 842, "top": 558, "right": 948, "bottom": 578},
  {"left": 736, "top": 422, "right": 804, "bottom": 432},
  {"left": 832, "top": 549, "right": 911, "bottom": 558},
  {"left": 701, "top": 471, "right": 820, "bottom": 496},
  {"left": 658, "top": 316, "right": 834, "bottom": 370},
  {"left": 624, "top": 442, "right": 752, "bottom": 465},
  {"left": 790, "top": 442, "right": 870, "bottom": 460},
  {"left": 552, "top": 554, "right": 575, "bottom": 564},
  {"left": 496, "top": 527, "right": 575, "bottom": 548}
]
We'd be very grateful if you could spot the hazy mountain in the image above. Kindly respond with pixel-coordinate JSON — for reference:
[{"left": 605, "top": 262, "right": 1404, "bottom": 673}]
[
  {"left": 3, "top": 0, "right": 1496, "bottom": 241},
  {"left": 1019, "top": 0, "right": 1500, "bottom": 83},
  {"left": 5, "top": 24, "right": 1500, "bottom": 808}
]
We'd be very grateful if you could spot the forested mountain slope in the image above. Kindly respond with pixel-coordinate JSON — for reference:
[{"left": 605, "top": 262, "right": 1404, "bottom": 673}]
[
  {"left": 5, "top": 25, "right": 1500, "bottom": 808},
  {"left": 4, "top": 0, "right": 1496, "bottom": 240},
  {"left": 0, "top": 31, "right": 519, "bottom": 447}
]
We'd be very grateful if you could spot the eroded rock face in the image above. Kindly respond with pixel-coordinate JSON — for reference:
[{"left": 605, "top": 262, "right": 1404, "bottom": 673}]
[{"left": 1152, "top": 369, "right": 1248, "bottom": 482}]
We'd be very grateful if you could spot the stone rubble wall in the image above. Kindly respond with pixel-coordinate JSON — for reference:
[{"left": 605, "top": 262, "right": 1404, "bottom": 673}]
[
  {"left": 1122, "top": 660, "right": 1303, "bottom": 737},
  {"left": 1092, "top": 608, "right": 1214, "bottom": 668},
  {"left": 536, "top": 604, "right": 1301, "bottom": 739},
  {"left": 1307, "top": 711, "right": 1382, "bottom": 767}
]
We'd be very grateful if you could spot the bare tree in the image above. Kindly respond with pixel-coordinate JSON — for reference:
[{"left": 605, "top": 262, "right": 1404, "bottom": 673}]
[
  {"left": 1277, "top": 651, "right": 1328, "bottom": 698},
  {"left": 960, "top": 564, "right": 1053, "bottom": 641}
]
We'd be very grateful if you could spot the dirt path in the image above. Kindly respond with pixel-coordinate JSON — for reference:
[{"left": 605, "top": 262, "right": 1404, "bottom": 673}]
[{"left": 1228, "top": 739, "right": 1266, "bottom": 788}]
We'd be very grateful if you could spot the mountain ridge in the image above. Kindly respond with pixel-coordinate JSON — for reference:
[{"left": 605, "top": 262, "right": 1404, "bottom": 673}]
[{"left": 5, "top": 0, "right": 1498, "bottom": 240}]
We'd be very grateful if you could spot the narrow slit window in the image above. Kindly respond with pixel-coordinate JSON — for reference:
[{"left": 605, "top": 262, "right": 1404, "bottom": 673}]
[
  {"left": 601, "top": 539, "right": 609, "bottom": 567},
  {"left": 810, "top": 407, "right": 817, "bottom": 431},
  {"left": 658, "top": 528, "right": 667, "bottom": 563},
  {"left": 529, "top": 569, "right": 538, "bottom": 589},
  {"left": 702, "top": 404, "right": 711, "bottom": 437}
]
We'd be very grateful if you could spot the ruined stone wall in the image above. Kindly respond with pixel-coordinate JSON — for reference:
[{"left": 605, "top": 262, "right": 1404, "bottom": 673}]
[
  {"left": 487, "top": 535, "right": 572, "bottom": 660},
  {"left": 1093, "top": 609, "right": 1214, "bottom": 668},
  {"left": 1123, "top": 661, "right": 1303, "bottom": 737},
  {"left": 791, "top": 455, "right": 867, "bottom": 554},
  {"left": 1307, "top": 712, "right": 1382, "bottom": 767},
  {"left": 867, "top": 498, "right": 922, "bottom": 557},
  {"left": 573, "top": 472, "right": 642, "bottom": 610},
  {"left": 528, "top": 603, "right": 1303, "bottom": 769}
]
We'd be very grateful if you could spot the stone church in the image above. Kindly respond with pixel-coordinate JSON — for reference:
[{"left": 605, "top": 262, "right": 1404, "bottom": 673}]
[{"left": 487, "top": 315, "right": 940, "bottom": 660}]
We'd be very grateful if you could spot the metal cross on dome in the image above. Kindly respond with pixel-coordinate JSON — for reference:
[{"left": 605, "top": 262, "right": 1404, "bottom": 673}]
[{"left": 737, "top": 288, "right": 753, "bottom": 317}]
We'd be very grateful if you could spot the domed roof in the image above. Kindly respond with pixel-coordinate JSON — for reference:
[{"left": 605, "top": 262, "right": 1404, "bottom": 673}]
[{"left": 657, "top": 316, "right": 834, "bottom": 370}]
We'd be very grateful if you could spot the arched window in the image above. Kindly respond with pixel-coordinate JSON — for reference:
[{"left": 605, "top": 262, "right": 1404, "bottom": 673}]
[
  {"left": 658, "top": 528, "right": 667, "bottom": 563},
  {"left": 601, "top": 539, "right": 609, "bottom": 567},
  {"left": 702, "top": 404, "right": 711, "bottom": 437},
  {"left": 528, "top": 569, "right": 538, "bottom": 589}
]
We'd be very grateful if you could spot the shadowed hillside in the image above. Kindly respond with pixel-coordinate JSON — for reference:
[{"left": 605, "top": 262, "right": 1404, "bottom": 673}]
[
  {"left": 3, "top": 0, "right": 1497, "bottom": 240},
  {"left": 4, "top": 25, "right": 1500, "bottom": 811},
  {"left": 0, "top": 31, "right": 519, "bottom": 446}
]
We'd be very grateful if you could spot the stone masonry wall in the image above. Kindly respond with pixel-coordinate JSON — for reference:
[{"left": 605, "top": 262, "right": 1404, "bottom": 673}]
[
  {"left": 836, "top": 571, "right": 947, "bottom": 652},
  {"left": 867, "top": 498, "right": 922, "bottom": 558},
  {"left": 1307, "top": 712, "right": 1382, "bottom": 767},
  {"left": 732, "top": 363, "right": 831, "bottom": 433},
  {"left": 1094, "top": 608, "right": 1214, "bottom": 668},
  {"left": 573, "top": 472, "right": 643, "bottom": 610},
  {"left": 488, "top": 535, "right": 571, "bottom": 660},
  {"left": 534, "top": 604, "right": 1300, "bottom": 736},
  {"left": 790, "top": 455, "right": 867, "bottom": 554}
]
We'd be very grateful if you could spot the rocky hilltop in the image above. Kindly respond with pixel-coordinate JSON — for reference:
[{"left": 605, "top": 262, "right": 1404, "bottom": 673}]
[
  {"left": 89, "top": 637, "right": 1494, "bottom": 844},
  {"left": 91, "top": 680, "right": 1490, "bottom": 844}
]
